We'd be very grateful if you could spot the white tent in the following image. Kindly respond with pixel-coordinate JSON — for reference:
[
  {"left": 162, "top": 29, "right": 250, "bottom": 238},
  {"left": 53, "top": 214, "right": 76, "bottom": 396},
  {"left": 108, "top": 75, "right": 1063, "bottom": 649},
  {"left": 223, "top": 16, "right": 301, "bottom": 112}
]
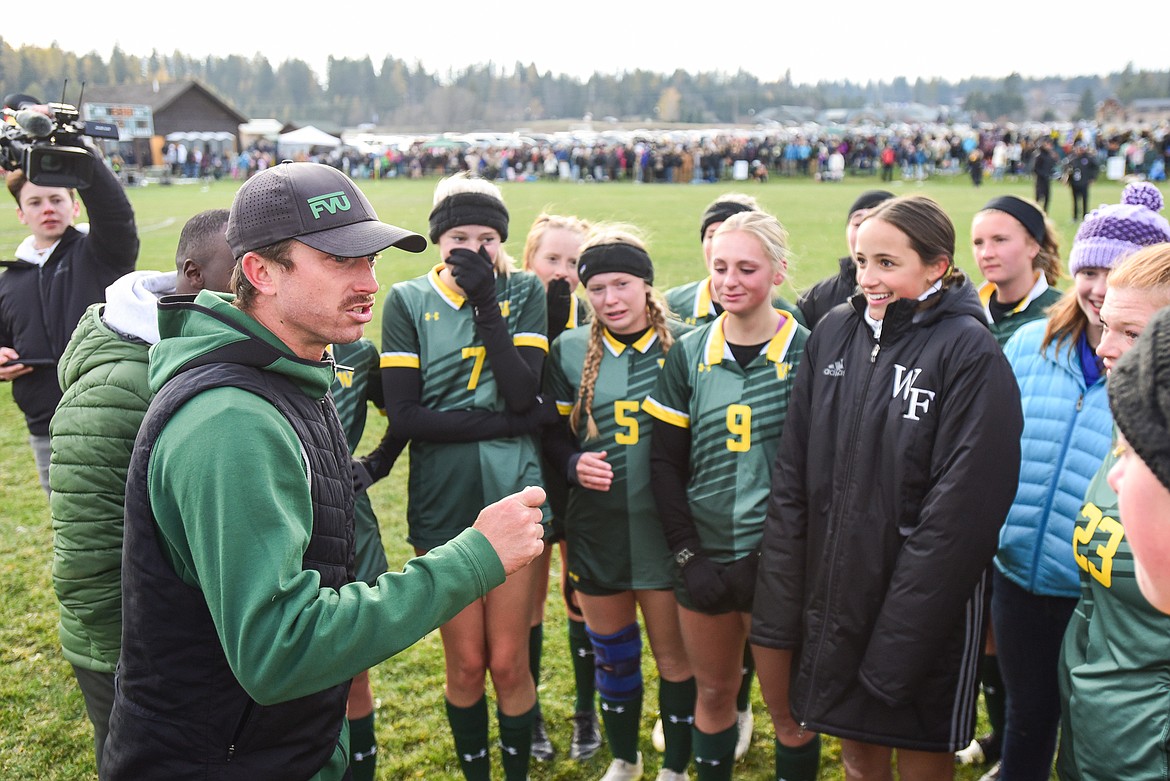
[{"left": 277, "top": 125, "right": 341, "bottom": 149}]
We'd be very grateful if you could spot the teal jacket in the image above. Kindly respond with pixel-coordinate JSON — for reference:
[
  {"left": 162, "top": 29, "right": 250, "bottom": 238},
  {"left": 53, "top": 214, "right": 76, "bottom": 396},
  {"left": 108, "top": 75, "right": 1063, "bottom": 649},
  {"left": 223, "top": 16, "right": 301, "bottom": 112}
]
[{"left": 142, "top": 291, "right": 506, "bottom": 780}]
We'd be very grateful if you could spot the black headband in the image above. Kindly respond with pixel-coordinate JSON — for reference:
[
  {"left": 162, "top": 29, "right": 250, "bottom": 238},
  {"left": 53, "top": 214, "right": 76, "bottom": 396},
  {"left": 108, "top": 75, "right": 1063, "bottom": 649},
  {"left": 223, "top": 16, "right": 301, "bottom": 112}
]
[
  {"left": 982, "top": 196, "right": 1046, "bottom": 244},
  {"left": 428, "top": 191, "right": 510, "bottom": 243},
  {"left": 577, "top": 242, "right": 654, "bottom": 286},
  {"left": 848, "top": 189, "right": 895, "bottom": 219},
  {"left": 700, "top": 201, "right": 755, "bottom": 240}
]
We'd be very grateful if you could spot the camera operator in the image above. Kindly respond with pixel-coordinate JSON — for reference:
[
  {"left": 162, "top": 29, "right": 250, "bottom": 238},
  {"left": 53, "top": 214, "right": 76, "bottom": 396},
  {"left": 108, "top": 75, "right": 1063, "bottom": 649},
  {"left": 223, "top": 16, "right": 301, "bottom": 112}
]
[{"left": 1, "top": 101, "right": 139, "bottom": 494}]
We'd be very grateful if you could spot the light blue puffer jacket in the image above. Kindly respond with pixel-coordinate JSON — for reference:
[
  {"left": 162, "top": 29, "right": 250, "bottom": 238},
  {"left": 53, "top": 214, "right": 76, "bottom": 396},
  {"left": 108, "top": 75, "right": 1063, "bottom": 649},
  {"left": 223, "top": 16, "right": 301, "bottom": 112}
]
[{"left": 994, "top": 319, "right": 1113, "bottom": 597}]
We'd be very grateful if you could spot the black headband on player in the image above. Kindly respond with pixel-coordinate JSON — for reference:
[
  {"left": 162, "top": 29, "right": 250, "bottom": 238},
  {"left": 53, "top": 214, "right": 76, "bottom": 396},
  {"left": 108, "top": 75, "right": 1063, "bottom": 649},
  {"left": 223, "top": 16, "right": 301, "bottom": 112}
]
[
  {"left": 577, "top": 242, "right": 654, "bottom": 286},
  {"left": 428, "top": 191, "right": 510, "bottom": 243},
  {"left": 700, "top": 201, "right": 755, "bottom": 240},
  {"left": 982, "top": 195, "right": 1047, "bottom": 244}
]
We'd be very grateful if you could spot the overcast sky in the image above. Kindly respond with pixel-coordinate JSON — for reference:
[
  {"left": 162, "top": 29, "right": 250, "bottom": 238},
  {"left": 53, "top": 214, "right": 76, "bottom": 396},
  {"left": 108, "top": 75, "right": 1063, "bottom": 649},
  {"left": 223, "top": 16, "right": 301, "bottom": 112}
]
[{"left": 4, "top": 5, "right": 1162, "bottom": 87}]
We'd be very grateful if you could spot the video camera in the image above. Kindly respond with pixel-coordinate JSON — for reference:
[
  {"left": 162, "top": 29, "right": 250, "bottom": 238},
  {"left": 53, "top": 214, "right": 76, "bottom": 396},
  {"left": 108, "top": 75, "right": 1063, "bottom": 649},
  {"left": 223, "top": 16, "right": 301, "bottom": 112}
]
[{"left": 1, "top": 88, "right": 119, "bottom": 189}]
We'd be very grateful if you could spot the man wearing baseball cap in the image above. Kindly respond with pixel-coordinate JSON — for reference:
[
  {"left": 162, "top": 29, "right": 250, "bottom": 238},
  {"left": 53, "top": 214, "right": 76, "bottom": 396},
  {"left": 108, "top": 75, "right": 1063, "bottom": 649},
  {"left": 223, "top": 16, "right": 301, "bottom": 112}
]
[{"left": 101, "top": 162, "right": 547, "bottom": 780}]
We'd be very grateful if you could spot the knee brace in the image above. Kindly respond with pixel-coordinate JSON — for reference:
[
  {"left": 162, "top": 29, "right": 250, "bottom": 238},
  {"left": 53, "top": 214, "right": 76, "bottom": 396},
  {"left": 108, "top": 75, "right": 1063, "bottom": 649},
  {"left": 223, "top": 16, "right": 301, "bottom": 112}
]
[{"left": 587, "top": 622, "right": 642, "bottom": 701}]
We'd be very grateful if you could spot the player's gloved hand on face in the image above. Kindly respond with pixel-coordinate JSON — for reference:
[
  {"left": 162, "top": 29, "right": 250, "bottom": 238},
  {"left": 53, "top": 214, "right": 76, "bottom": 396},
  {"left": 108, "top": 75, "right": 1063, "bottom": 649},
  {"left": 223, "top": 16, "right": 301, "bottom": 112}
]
[
  {"left": 681, "top": 553, "right": 731, "bottom": 611},
  {"left": 447, "top": 246, "right": 498, "bottom": 313},
  {"left": 546, "top": 277, "right": 572, "bottom": 333}
]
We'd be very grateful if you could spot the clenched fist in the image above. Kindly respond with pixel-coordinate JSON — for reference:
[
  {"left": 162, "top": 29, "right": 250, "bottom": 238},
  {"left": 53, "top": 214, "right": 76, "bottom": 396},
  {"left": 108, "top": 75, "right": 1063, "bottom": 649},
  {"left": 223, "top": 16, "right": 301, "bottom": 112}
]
[{"left": 472, "top": 485, "right": 547, "bottom": 575}]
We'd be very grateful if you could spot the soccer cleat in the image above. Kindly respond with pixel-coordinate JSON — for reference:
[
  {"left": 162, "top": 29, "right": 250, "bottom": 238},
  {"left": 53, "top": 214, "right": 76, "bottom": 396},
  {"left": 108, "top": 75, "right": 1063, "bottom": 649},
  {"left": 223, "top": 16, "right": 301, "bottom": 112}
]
[
  {"left": 570, "top": 710, "right": 603, "bottom": 760},
  {"left": 956, "top": 733, "right": 1001, "bottom": 766},
  {"left": 651, "top": 716, "right": 665, "bottom": 752},
  {"left": 599, "top": 751, "right": 643, "bottom": 781},
  {"left": 734, "top": 708, "right": 753, "bottom": 760},
  {"left": 977, "top": 761, "right": 1002, "bottom": 781},
  {"left": 654, "top": 769, "right": 689, "bottom": 781},
  {"left": 531, "top": 712, "right": 555, "bottom": 762}
]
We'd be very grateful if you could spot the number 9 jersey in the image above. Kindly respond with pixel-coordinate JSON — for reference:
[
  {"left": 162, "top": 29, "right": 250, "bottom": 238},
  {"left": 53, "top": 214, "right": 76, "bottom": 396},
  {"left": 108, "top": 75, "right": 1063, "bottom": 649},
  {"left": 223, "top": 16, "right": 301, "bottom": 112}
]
[{"left": 643, "top": 312, "right": 807, "bottom": 562}]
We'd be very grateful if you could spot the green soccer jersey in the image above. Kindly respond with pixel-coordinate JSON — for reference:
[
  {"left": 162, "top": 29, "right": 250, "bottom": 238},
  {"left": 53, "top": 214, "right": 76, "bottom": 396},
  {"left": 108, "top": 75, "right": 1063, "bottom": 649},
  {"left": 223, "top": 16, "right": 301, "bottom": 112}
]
[
  {"left": 544, "top": 323, "right": 687, "bottom": 591},
  {"left": 1058, "top": 442, "right": 1170, "bottom": 780},
  {"left": 381, "top": 264, "right": 549, "bottom": 549},
  {"left": 977, "top": 274, "right": 1062, "bottom": 347},
  {"left": 644, "top": 311, "right": 808, "bottom": 563},
  {"left": 664, "top": 275, "right": 806, "bottom": 328},
  {"left": 329, "top": 338, "right": 389, "bottom": 585}
]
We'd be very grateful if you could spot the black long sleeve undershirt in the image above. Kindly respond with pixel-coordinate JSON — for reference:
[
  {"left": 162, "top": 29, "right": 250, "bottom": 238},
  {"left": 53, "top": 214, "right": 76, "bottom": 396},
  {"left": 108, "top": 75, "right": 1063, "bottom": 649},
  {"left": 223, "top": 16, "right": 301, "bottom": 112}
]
[
  {"left": 649, "top": 418, "right": 703, "bottom": 554},
  {"left": 472, "top": 305, "right": 545, "bottom": 412},
  {"left": 382, "top": 365, "right": 541, "bottom": 443}
]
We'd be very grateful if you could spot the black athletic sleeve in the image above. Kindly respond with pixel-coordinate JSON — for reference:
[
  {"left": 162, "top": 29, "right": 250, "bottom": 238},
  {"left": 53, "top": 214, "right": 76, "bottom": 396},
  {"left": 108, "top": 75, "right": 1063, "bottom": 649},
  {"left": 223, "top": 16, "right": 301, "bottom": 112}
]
[
  {"left": 649, "top": 418, "right": 703, "bottom": 553},
  {"left": 472, "top": 305, "right": 544, "bottom": 412},
  {"left": 355, "top": 427, "right": 408, "bottom": 482},
  {"left": 382, "top": 365, "right": 537, "bottom": 442}
]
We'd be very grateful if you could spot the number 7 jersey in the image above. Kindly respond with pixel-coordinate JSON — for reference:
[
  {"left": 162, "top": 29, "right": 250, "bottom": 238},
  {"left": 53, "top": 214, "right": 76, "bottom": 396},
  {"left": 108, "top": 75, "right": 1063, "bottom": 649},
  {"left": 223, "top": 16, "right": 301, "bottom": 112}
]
[{"left": 381, "top": 264, "right": 548, "bottom": 548}]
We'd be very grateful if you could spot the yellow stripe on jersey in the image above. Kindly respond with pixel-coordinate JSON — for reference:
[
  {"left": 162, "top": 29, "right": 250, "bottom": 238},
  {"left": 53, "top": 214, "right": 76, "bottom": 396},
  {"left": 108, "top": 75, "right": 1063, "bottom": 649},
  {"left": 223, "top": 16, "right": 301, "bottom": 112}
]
[
  {"left": 765, "top": 311, "right": 800, "bottom": 364},
  {"left": 427, "top": 263, "right": 467, "bottom": 309},
  {"left": 603, "top": 327, "right": 660, "bottom": 357},
  {"left": 380, "top": 352, "right": 420, "bottom": 369},
  {"left": 642, "top": 396, "right": 690, "bottom": 429},
  {"left": 693, "top": 276, "right": 715, "bottom": 318},
  {"left": 514, "top": 333, "right": 550, "bottom": 352},
  {"left": 556, "top": 400, "right": 574, "bottom": 416},
  {"left": 704, "top": 313, "right": 730, "bottom": 365}
]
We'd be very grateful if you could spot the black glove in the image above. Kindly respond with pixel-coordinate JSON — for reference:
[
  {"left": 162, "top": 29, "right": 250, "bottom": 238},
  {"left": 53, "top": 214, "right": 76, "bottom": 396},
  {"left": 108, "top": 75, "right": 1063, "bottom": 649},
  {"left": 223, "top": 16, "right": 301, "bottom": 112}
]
[
  {"left": 725, "top": 551, "right": 760, "bottom": 607},
  {"left": 350, "top": 457, "right": 375, "bottom": 493},
  {"left": 680, "top": 554, "right": 731, "bottom": 611},
  {"left": 447, "top": 246, "right": 498, "bottom": 312},
  {"left": 546, "top": 277, "right": 572, "bottom": 340}
]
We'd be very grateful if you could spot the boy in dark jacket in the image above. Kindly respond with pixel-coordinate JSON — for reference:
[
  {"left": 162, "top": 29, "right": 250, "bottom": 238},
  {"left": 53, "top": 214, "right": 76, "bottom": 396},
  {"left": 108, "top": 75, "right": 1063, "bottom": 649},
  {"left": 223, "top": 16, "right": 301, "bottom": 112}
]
[{"left": 1, "top": 103, "right": 138, "bottom": 492}]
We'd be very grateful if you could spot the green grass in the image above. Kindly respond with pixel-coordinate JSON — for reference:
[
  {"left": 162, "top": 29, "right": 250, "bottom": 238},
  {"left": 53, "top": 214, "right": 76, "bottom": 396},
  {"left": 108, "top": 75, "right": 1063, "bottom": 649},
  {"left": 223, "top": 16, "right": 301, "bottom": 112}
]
[{"left": 1, "top": 172, "right": 1109, "bottom": 779}]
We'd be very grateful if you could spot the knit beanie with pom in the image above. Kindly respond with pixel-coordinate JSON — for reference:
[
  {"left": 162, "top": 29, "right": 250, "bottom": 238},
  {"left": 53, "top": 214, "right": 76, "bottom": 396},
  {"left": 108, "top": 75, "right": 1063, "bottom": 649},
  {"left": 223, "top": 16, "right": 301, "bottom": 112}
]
[{"left": 1068, "top": 182, "right": 1170, "bottom": 275}]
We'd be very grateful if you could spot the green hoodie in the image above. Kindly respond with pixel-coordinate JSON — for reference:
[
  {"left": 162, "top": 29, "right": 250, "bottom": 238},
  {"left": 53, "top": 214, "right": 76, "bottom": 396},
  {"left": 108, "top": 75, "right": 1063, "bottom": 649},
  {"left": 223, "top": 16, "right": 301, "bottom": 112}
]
[{"left": 144, "top": 291, "right": 506, "bottom": 780}]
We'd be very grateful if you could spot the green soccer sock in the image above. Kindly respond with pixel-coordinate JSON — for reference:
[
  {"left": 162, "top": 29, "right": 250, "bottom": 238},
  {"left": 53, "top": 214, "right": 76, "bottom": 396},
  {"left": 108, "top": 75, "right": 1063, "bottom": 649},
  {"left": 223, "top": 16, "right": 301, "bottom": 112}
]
[
  {"left": 774, "top": 734, "right": 821, "bottom": 781},
  {"left": 737, "top": 644, "right": 755, "bottom": 712},
  {"left": 694, "top": 723, "right": 737, "bottom": 781},
  {"left": 659, "top": 676, "right": 696, "bottom": 772},
  {"left": 497, "top": 704, "right": 536, "bottom": 781},
  {"left": 347, "top": 712, "right": 376, "bottom": 781},
  {"left": 446, "top": 695, "right": 491, "bottom": 781},
  {"left": 600, "top": 690, "right": 643, "bottom": 764},
  {"left": 568, "top": 618, "right": 596, "bottom": 712}
]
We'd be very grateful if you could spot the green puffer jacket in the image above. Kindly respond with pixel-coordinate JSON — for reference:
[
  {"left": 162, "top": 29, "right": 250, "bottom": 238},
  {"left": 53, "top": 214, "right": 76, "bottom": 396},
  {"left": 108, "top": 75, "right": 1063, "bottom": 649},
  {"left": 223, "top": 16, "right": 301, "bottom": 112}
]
[{"left": 50, "top": 303, "right": 152, "bottom": 673}]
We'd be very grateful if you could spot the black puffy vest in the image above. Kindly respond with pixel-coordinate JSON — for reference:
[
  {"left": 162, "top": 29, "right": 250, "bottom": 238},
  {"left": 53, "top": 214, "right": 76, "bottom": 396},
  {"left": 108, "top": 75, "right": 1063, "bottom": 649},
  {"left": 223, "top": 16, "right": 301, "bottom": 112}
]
[{"left": 102, "top": 360, "right": 355, "bottom": 780}]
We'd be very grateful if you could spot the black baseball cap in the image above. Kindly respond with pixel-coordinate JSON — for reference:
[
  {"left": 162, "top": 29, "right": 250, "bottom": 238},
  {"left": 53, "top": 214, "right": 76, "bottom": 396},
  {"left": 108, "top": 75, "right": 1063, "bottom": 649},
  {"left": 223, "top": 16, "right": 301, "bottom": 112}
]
[{"left": 226, "top": 161, "right": 427, "bottom": 258}]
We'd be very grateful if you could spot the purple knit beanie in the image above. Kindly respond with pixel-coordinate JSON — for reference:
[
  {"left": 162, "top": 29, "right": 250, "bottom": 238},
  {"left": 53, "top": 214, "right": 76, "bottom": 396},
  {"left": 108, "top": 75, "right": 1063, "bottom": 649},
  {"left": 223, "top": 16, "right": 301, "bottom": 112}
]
[{"left": 1068, "top": 182, "right": 1170, "bottom": 275}]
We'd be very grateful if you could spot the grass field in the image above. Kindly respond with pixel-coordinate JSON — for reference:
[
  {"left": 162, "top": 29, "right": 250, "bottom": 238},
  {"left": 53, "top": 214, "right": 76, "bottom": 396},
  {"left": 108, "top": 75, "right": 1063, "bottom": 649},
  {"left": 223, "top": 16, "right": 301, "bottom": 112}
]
[{"left": 0, "top": 172, "right": 1109, "bottom": 779}]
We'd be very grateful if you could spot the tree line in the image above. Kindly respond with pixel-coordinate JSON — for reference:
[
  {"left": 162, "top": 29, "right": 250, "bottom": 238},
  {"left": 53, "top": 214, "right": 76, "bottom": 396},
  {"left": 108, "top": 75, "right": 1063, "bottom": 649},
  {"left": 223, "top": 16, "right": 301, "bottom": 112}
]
[{"left": 2, "top": 38, "right": 1168, "bottom": 130}]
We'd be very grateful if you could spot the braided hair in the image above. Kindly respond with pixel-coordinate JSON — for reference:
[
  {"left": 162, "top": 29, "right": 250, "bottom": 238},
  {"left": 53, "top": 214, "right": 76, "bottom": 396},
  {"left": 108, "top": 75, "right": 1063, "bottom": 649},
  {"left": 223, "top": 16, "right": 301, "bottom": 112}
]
[{"left": 570, "top": 225, "right": 675, "bottom": 439}]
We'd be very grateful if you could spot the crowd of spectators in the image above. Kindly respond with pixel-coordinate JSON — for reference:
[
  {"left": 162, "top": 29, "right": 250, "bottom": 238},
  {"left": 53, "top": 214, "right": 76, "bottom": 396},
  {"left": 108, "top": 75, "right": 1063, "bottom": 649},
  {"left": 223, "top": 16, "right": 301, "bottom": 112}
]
[{"left": 157, "top": 123, "right": 1170, "bottom": 187}]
